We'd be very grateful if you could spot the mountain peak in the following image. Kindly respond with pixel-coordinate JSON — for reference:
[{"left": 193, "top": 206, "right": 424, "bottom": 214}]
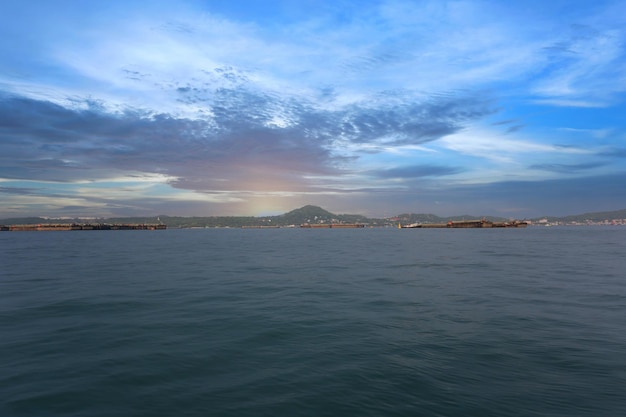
[{"left": 282, "top": 205, "right": 335, "bottom": 219}]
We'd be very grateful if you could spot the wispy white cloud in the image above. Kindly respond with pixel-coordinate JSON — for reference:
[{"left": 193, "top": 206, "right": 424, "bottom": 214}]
[
  {"left": 531, "top": 24, "right": 626, "bottom": 105},
  {"left": 438, "top": 126, "right": 589, "bottom": 160}
]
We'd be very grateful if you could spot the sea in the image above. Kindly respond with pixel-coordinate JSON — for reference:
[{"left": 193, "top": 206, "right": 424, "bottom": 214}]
[{"left": 1, "top": 226, "right": 625, "bottom": 417}]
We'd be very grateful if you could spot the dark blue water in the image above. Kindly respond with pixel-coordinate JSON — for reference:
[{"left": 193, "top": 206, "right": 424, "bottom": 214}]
[{"left": 1, "top": 227, "right": 625, "bottom": 416}]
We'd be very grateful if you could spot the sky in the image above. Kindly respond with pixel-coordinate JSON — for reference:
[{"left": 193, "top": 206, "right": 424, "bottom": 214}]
[{"left": 1, "top": 0, "right": 626, "bottom": 219}]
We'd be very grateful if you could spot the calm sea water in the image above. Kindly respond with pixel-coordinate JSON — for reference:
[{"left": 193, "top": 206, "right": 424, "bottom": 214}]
[{"left": 1, "top": 227, "right": 625, "bottom": 416}]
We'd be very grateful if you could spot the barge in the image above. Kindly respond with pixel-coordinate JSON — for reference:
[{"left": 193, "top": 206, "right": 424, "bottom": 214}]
[{"left": 300, "top": 223, "right": 365, "bottom": 228}]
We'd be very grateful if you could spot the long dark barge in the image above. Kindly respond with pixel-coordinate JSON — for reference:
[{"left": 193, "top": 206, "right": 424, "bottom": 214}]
[{"left": 0, "top": 223, "right": 166, "bottom": 231}]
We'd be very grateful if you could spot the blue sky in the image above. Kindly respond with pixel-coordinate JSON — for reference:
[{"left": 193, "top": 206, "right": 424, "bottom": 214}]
[{"left": 1, "top": 0, "right": 626, "bottom": 218}]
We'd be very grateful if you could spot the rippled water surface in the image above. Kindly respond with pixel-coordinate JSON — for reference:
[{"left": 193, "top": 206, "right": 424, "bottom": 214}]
[{"left": 1, "top": 227, "right": 625, "bottom": 416}]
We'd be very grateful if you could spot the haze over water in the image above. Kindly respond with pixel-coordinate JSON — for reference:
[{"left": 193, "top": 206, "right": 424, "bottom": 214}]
[{"left": 2, "top": 227, "right": 625, "bottom": 416}]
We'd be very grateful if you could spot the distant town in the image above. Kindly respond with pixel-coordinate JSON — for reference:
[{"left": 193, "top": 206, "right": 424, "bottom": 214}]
[
  {"left": 2, "top": 205, "right": 626, "bottom": 230},
  {"left": 527, "top": 218, "right": 626, "bottom": 227}
]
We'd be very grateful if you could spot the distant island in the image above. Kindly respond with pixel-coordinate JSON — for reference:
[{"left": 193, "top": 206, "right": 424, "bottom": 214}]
[{"left": 2, "top": 205, "right": 626, "bottom": 229}]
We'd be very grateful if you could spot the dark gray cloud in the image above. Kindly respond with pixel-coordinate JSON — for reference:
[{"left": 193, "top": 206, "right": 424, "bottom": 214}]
[
  {"left": 122, "top": 68, "right": 151, "bottom": 81},
  {"left": 490, "top": 118, "right": 524, "bottom": 133},
  {"left": 298, "top": 93, "right": 494, "bottom": 147},
  {"left": 0, "top": 186, "right": 42, "bottom": 195},
  {"left": 370, "top": 164, "right": 463, "bottom": 179},
  {"left": 529, "top": 162, "right": 606, "bottom": 173},
  {"left": 491, "top": 118, "right": 519, "bottom": 126},
  {"left": 599, "top": 148, "right": 626, "bottom": 158},
  {"left": 0, "top": 88, "right": 492, "bottom": 193}
]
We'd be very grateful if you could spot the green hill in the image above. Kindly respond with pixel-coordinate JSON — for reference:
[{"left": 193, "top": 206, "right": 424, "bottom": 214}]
[
  {"left": 277, "top": 205, "right": 370, "bottom": 226},
  {"left": 279, "top": 205, "right": 336, "bottom": 224}
]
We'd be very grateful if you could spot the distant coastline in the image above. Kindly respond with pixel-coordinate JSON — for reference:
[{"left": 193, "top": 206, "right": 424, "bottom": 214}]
[
  {"left": 1, "top": 223, "right": 166, "bottom": 232},
  {"left": 2, "top": 206, "right": 626, "bottom": 230}
]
